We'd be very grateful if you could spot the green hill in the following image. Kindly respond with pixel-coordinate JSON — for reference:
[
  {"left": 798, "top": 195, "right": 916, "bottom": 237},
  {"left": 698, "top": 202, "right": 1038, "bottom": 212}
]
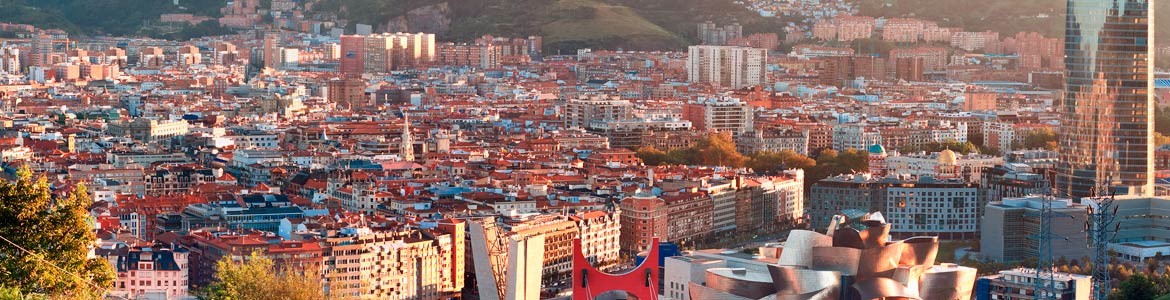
[
  {"left": 0, "top": 0, "right": 226, "bottom": 36},
  {"left": 535, "top": 0, "right": 688, "bottom": 52},
  {"left": 319, "top": 0, "right": 791, "bottom": 52},
  {"left": 858, "top": 0, "right": 1168, "bottom": 43}
]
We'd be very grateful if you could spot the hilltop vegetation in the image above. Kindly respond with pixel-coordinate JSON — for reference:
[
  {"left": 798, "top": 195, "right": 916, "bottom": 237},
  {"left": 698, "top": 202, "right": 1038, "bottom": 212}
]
[
  {"left": 317, "top": 0, "right": 792, "bottom": 52},
  {"left": 858, "top": 0, "right": 1170, "bottom": 68},
  {"left": 858, "top": 0, "right": 1169, "bottom": 42},
  {"left": 0, "top": 0, "right": 227, "bottom": 36}
]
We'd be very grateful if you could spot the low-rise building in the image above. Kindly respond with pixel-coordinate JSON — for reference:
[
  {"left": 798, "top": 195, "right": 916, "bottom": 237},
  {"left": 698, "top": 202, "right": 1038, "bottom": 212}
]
[
  {"left": 976, "top": 268, "right": 1091, "bottom": 300},
  {"left": 99, "top": 243, "right": 190, "bottom": 300},
  {"left": 980, "top": 196, "right": 1090, "bottom": 262}
]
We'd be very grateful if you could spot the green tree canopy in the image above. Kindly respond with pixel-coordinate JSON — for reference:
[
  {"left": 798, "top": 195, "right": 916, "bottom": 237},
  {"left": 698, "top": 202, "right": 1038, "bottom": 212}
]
[
  {"left": 1109, "top": 273, "right": 1163, "bottom": 300},
  {"left": 748, "top": 150, "right": 816, "bottom": 174},
  {"left": 203, "top": 252, "right": 324, "bottom": 300},
  {"left": 635, "top": 133, "right": 747, "bottom": 167},
  {"left": 1014, "top": 128, "right": 1058, "bottom": 151},
  {"left": 898, "top": 140, "right": 980, "bottom": 155},
  {"left": 635, "top": 146, "right": 669, "bottom": 166},
  {"left": 0, "top": 169, "right": 114, "bottom": 299},
  {"left": 694, "top": 133, "right": 748, "bottom": 167}
]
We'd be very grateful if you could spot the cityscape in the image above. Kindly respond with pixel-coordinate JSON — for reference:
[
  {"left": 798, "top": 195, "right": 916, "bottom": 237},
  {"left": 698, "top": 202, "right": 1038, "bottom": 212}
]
[{"left": 0, "top": 0, "right": 1168, "bottom": 299}]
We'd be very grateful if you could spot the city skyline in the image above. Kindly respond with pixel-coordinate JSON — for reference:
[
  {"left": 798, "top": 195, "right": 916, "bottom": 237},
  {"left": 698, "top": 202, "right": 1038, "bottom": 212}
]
[{"left": 0, "top": 0, "right": 1167, "bottom": 299}]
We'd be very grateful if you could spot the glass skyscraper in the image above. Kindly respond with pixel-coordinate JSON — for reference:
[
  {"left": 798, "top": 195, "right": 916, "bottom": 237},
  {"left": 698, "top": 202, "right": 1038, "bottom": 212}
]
[{"left": 1056, "top": 0, "right": 1155, "bottom": 198}]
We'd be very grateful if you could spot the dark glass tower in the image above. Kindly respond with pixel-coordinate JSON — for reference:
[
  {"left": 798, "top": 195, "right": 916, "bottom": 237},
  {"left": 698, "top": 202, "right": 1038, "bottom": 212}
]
[{"left": 1057, "top": 0, "right": 1155, "bottom": 198}]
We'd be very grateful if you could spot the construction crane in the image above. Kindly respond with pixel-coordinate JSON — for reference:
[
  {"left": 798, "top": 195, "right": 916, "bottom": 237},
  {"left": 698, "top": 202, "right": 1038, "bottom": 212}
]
[{"left": 479, "top": 220, "right": 511, "bottom": 300}]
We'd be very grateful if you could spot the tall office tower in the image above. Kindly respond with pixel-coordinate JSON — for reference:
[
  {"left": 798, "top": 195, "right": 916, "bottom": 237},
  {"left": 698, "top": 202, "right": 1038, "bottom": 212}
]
[
  {"left": 686, "top": 45, "right": 767, "bottom": 89},
  {"left": 339, "top": 35, "right": 365, "bottom": 74},
  {"left": 262, "top": 32, "right": 280, "bottom": 69},
  {"left": 1056, "top": 0, "right": 1155, "bottom": 198},
  {"left": 30, "top": 34, "right": 53, "bottom": 67},
  {"left": 364, "top": 34, "right": 394, "bottom": 73}
]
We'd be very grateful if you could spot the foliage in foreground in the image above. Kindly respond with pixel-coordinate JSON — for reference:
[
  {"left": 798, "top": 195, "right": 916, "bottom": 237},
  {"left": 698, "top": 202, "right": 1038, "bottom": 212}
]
[
  {"left": 0, "top": 169, "right": 114, "bottom": 299},
  {"left": 202, "top": 252, "right": 324, "bottom": 300}
]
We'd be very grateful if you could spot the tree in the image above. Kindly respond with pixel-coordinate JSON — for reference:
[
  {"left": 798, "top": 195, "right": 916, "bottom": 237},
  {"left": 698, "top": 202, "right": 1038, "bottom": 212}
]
[
  {"left": 635, "top": 146, "right": 669, "bottom": 166},
  {"left": 898, "top": 140, "right": 979, "bottom": 155},
  {"left": 748, "top": 150, "right": 816, "bottom": 174},
  {"left": 0, "top": 286, "right": 23, "bottom": 300},
  {"left": 1108, "top": 273, "right": 1162, "bottom": 300},
  {"left": 694, "top": 133, "right": 748, "bottom": 167},
  {"left": 203, "top": 252, "right": 324, "bottom": 300},
  {"left": 1015, "top": 128, "right": 1058, "bottom": 151},
  {"left": 0, "top": 169, "right": 114, "bottom": 299}
]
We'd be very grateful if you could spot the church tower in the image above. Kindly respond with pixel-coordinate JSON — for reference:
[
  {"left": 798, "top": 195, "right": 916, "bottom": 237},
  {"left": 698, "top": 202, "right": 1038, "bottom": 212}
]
[{"left": 401, "top": 111, "right": 415, "bottom": 161}]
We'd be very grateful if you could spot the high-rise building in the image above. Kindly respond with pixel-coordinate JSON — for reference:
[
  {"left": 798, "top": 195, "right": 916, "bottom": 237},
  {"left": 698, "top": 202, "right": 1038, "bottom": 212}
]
[
  {"left": 687, "top": 45, "right": 767, "bottom": 89},
  {"left": 339, "top": 35, "right": 366, "bottom": 74},
  {"left": 0, "top": 47, "right": 19, "bottom": 74},
  {"left": 262, "top": 32, "right": 280, "bottom": 70},
  {"left": 364, "top": 34, "right": 393, "bottom": 73},
  {"left": 697, "top": 21, "right": 743, "bottom": 45},
  {"left": 30, "top": 34, "right": 54, "bottom": 67},
  {"left": 1056, "top": 0, "right": 1155, "bottom": 197}
]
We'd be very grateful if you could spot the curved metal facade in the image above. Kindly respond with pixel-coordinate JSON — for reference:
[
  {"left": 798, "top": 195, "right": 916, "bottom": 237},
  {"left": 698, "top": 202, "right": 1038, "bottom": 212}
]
[{"left": 682, "top": 221, "right": 974, "bottom": 300}]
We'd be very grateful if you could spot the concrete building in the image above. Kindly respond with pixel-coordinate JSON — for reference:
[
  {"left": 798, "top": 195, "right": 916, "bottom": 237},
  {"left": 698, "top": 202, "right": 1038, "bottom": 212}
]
[
  {"left": 177, "top": 45, "right": 201, "bottom": 66},
  {"left": 697, "top": 21, "right": 742, "bottom": 46},
  {"left": 884, "top": 176, "right": 985, "bottom": 239},
  {"left": 976, "top": 268, "right": 1091, "bottom": 300},
  {"left": 184, "top": 231, "right": 324, "bottom": 289},
  {"left": 562, "top": 95, "right": 635, "bottom": 130},
  {"left": 107, "top": 119, "right": 190, "bottom": 143},
  {"left": 980, "top": 196, "right": 1090, "bottom": 262},
  {"left": 437, "top": 43, "right": 501, "bottom": 69},
  {"left": 0, "top": 47, "right": 18, "bottom": 74},
  {"left": 327, "top": 77, "right": 366, "bottom": 109},
  {"left": 810, "top": 173, "right": 987, "bottom": 239},
  {"left": 980, "top": 164, "right": 1050, "bottom": 202},
  {"left": 831, "top": 123, "right": 882, "bottom": 151},
  {"left": 681, "top": 96, "right": 754, "bottom": 135},
  {"left": 735, "top": 129, "right": 809, "bottom": 155},
  {"left": 339, "top": 35, "right": 365, "bottom": 74},
  {"left": 687, "top": 46, "right": 767, "bottom": 89},
  {"left": 319, "top": 223, "right": 464, "bottom": 299}
]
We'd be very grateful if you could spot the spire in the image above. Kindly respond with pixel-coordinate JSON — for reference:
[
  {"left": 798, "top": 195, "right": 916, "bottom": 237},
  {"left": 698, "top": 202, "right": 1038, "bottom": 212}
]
[{"left": 401, "top": 110, "right": 415, "bottom": 161}]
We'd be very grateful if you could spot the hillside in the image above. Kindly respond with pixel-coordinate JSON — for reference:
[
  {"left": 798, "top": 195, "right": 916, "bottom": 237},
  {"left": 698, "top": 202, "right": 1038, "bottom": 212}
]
[
  {"left": 0, "top": 0, "right": 227, "bottom": 36},
  {"left": 317, "top": 0, "right": 790, "bottom": 52},
  {"left": 858, "top": 0, "right": 1169, "bottom": 43}
]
